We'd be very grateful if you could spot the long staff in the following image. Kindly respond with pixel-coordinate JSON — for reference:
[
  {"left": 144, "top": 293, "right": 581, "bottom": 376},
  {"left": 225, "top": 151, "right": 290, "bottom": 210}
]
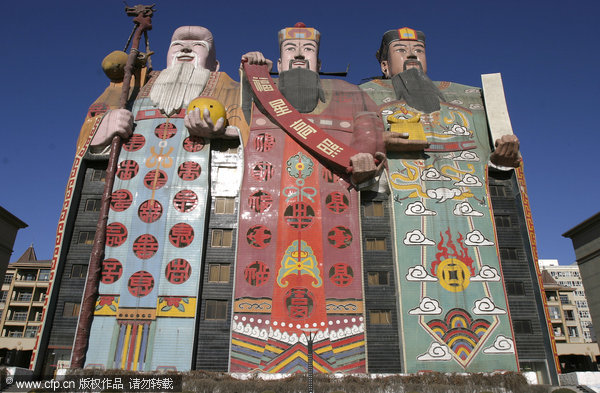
[{"left": 71, "top": 4, "right": 155, "bottom": 369}]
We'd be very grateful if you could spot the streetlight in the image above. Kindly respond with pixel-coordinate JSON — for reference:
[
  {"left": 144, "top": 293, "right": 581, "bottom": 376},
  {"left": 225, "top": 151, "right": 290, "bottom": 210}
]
[{"left": 301, "top": 328, "right": 319, "bottom": 393}]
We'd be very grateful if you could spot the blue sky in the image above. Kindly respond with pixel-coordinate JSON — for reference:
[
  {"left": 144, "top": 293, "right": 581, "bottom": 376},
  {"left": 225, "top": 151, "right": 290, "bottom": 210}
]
[{"left": 1, "top": 0, "right": 598, "bottom": 265}]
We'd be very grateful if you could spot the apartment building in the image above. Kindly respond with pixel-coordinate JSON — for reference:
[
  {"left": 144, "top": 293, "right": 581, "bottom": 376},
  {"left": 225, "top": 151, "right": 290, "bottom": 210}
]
[
  {"left": 0, "top": 246, "right": 50, "bottom": 368},
  {"left": 541, "top": 269, "right": 599, "bottom": 372}
]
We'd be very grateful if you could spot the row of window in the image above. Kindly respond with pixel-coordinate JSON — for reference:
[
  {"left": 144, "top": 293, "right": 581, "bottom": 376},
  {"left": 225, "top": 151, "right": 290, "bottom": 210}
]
[
  {"left": 550, "top": 270, "right": 580, "bottom": 278},
  {"left": 82, "top": 196, "right": 238, "bottom": 215},
  {"left": 2, "top": 270, "right": 50, "bottom": 283}
]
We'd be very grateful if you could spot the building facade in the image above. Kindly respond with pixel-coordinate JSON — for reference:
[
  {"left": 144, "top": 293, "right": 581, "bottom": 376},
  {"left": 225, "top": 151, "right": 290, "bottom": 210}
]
[
  {"left": 0, "top": 206, "right": 28, "bottom": 287},
  {"left": 0, "top": 246, "right": 50, "bottom": 368},
  {"left": 34, "top": 25, "right": 556, "bottom": 384},
  {"left": 539, "top": 259, "right": 595, "bottom": 342},
  {"left": 540, "top": 269, "right": 599, "bottom": 372},
  {"left": 563, "top": 212, "right": 600, "bottom": 347}
]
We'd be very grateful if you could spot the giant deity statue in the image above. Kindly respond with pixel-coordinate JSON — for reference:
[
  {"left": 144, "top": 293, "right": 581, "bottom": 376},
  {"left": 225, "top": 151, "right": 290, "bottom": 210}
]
[
  {"left": 360, "top": 27, "right": 520, "bottom": 373},
  {"left": 84, "top": 26, "right": 246, "bottom": 371},
  {"left": 230, "top": 23, "right": 384, "bottom": 373}
]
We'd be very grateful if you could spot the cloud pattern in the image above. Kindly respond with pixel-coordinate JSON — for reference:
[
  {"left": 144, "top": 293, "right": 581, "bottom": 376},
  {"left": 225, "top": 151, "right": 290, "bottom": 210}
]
[
  {"left": 471, "top": 265, "right": 501, "bottom": 282},
  {"left": 403, "top": 230, "right": 435, "bottom": 246},
  {"left": 417, "top": 342, "right": 452, "bottom": 361},
  {"left": 405, "top": 201, "right": 436, "bottom": 216},
  {"left": 409, "top": 297, "right": 442, "bottom": 315},
  {"left": 453, "top": 201, "right": 484, "bottom": 217},
  {"left": 464, "top": 230, "right": 494, "bottom": 246},
  {"left": 427, "top": 187, "right": 462, "bottom": 203},
  {"left": 483, "top": 335, "right": 515, "bottom": 354},
  {"left": 473, "top": 297, "right": 506, "bottom": 315},
  {"left": 406, "top": 265, "right": 438, "bottom": 282},
  {"left": 454, "top": 173, "right": 482, "bottom": 187},
  {"left": 421, "top": 168, "right": 451, "bottom": 181}
]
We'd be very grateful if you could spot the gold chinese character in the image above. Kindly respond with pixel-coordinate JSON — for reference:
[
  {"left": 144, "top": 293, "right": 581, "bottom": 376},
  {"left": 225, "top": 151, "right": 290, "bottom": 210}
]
[
  {"left": 290, "top": 119, "right": 317, "bottom": 139},
  {"left": 317, "top": 138, "right": 343, "bottom": 157},
  {"left": 252, "top": 77, "right": 274, "bottom": 92},
  {"left": 269, "top": 99, "right": 292, "bottom": 116}
]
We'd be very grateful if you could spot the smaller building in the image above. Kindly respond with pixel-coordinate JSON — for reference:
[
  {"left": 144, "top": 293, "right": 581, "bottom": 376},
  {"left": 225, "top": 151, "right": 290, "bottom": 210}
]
[
  {"left": 0, "top": 206, "right": 28, "bottom": 287},
  {"left": 541, "top": 270, "right": 599, "bottom": 372},
  {"left": 0, "top": 246, "right": 51, "bottom": 368},
  {"left": 563, "top": 212, "right": 600, "bottom": 346},
  {"left": 539, "top": 259, "right": 595, "bottom": 342}
]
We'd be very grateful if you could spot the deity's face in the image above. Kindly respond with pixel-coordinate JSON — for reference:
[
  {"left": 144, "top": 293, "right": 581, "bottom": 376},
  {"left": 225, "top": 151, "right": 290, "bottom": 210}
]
[
  {"left": 381, "top": 40, "right": 427, "bottom": 78},
  {"left": 277, "top": 39, "right": 320, "bottom": 73},
  {"left": 166, "top": 39, "right": 210, "bottom": 69}
]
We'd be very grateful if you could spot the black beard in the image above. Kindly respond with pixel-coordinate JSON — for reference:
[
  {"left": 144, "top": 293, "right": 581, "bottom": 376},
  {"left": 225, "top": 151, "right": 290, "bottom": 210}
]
[
  {"left": 278, "top": 68, "right": 325, "bottom": 113},
  {"left": 391, "top": 68, "right": 445, "bottom": 113}
]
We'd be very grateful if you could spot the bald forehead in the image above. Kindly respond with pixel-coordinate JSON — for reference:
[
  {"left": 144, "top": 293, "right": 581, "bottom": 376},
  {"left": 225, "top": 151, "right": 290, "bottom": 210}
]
[{"left": 171, "top": 26, "right": 213, "bottom": 43}]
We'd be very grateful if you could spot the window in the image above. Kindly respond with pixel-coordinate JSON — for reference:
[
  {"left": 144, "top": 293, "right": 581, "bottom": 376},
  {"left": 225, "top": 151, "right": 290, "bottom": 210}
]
[
  {"left": 369, "top": 310, "right": 392, "bottom": 325},
  {"left": 84, "top": 199, "right": 101, "bottom": 212},
  {"left": 494, "top": 215, "right": 512, "bottom": 227},
  {"left": 579, "top": 311, "right": 590, "bottom": 319},
  {"left": 38, "top": 269, "right": 50, "bottom": 281},
  {"left": 499, "top": 247, "right": 518, "bottom": 260},
  {"left": 489, "top": 184, "right": 506, "bottom": 197},
  {"left": 559, "top": 295, "right": 570, "bottom": 305},
  {"left": 63, "top": 302, "right": 81, "bottom": 317},
  {"left": 8, "top": 330, "right": 23, "bottom": 338},
  {"left": 70, "top": 265, "right": 88, "bottom": 279},
  {"left": 548, "top": 306, "right": 561, "bottom": 320},
  {"left": 368, "top": 271, "right": 389, "bottom": 286},
  {"left": 78, "top": 231, "right": 95, "bottom": 245},
  {"left": 215, "top": 197, "right": 235, "bottom": 214},
  {"left": 208, "top": 264, "right": 230, "bottom": 283},
  {"left": 205, "top": 300, "right": 227, "bottom": 320},
  {"left": 564, "top": 310, "right": 575, "bottom": 321},
  {"left": 506, "top": 281, "right": 525, "bottom": 296},
  {"left": 568, "top": 326, "right": 579, "bottom": 337},
  {"left": 16, "top": 292, "right": 32, "bottom": 302},
  {"left": 513, "top": 320, "right": 533, "bottom": 334},
  {"left": 211, "top": 229, "right": 233, "bottom": 248},
  {"left": 25, "top": 326, "right": 38, "bottom": 338},
  {"left": 91, "top": 169, "right": 106, "bottom": 182},
  {"left": 3, "top": 274, "right": 13, "bottom": 284},
  {"left": 365, "top": 238, "right": 386, "bottom": 251},
  {"left": 364, "top": 201, "right": 384, "bottom": 217}
]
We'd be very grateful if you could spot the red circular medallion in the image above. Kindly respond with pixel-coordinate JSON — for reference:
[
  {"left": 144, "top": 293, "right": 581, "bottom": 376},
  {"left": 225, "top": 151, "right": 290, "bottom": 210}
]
[
  {"left": 122, "top": 134, "right": 145, "bottom": 152},
  {"left": 254, "top": 133, "right": 275, "bottom": 152},
  {"left": 165, "top": 258, "right": 192, "bottom": 284},
  {"left": 329, "top": 263, "right": 354, "bottom": 287},
  {"left": 173, "top": 190, "right": 198, "bottom": 213},
  {"left": 143, "top": 170, "right": 168, "bottom": 190},
  {"left": 327, "top": 226, "right": 353, "bottom": 249},
  {"left": 110, "top": 189, "right": 133, "bottom": 212},
  {"left": 246, "top": 225, "right": 272, "bottom": 249},
  {"left": 177, "top": 161, "right": 201, "bottom": 181},
  {"left": 116, "top": 160, "right": 139, "bottom": 180},
  {"left": 325, "top": 192, "right": 349, "bottom": 214},
  {"left": 244, "top": 261, "right": 270, "bottom": 286},
  {"left": 138, "top": 200, "right": 163, "bottom": 223},
  {"left": 127, "top": 271, "right": 154, "bottom": 297},
  {"left": 101, "top": 258, "right": 123, "bottom": 284},
  {"left": 183, "top": 136, "right": 205, "bottom": 152},
  {"left": 133, "top": 234, "right": 159, "bottom": 259},
  {"left": 169, "top": 223, "right": 194, "bottom": 248},
  {"left": 154, "top": 122, "right": 177, "bottom": 139},
  {"left": 248, "top": 191, "right": 272, "bottom": 213},
  {"left": 106, "top": 222, "right": 127, "bottom": 247}
]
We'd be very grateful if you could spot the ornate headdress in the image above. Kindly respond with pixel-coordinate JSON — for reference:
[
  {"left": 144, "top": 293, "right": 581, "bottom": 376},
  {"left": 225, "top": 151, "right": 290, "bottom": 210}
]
[
  {"left": 376, "top": 27, "right": 425, "bottom": 62},
  {"left": 278, "top": 22, "right": 320, "bottom": 45}
]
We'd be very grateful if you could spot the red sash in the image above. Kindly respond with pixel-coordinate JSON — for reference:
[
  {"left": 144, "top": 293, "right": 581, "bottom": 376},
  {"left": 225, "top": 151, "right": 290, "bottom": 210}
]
[{"left": 242, "top": 62, "right": 360, "bottom": 173}]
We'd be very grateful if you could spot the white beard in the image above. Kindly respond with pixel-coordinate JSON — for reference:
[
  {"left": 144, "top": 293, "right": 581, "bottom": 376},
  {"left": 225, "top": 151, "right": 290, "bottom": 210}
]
[{"left": 149, "top": 62, "right": 211, "bottom": 116}]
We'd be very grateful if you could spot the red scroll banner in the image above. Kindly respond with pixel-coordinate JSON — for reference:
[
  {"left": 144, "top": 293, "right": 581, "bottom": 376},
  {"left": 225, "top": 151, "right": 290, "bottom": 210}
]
[{"left": 243, "top": 62, "right": 360, "bottom": 173}]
